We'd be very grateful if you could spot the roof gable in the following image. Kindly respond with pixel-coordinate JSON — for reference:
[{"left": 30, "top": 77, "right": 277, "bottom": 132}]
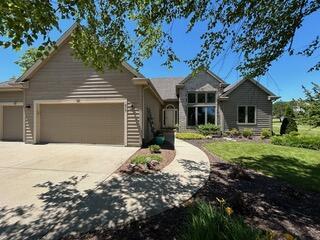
[
  {"left": 179, "top": 69, "right": 227, "bottom": 85},
  {"left": 17, "top": 24, "right": 144, "bottom": 82},
  {"left": 221, "top": 78, "right": 277, "bottom": 97}
]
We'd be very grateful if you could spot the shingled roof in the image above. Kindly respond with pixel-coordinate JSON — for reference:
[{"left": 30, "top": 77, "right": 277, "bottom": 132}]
[{"left": 150, "top": 77, "right": 184, "bottom": 101}]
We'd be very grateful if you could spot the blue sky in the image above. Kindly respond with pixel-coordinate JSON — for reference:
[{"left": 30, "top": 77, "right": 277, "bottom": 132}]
[{"left": 1, "top": 12, "right": 320, "bottom": 101}]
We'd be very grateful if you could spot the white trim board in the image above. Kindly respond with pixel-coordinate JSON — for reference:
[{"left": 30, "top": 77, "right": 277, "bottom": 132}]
[{"left": 33, "top": 98, "right": 127, "bottom": 146}]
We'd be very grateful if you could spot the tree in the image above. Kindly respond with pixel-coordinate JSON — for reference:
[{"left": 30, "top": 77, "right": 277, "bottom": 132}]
[
  {"left": 273, "top": 101, "right": 289, "bottom": 121},
  {"left": 299, "top": 82, "right": 320, "bottom": 127},
  {"left": 15, "top": 48, "right": 43, "bottom": 72},
  {"left": 284, "top": 105, "right": 295, "bottom": 119},
  {"left": 1, "top": 1, "right": 320, "bottom": 76}
]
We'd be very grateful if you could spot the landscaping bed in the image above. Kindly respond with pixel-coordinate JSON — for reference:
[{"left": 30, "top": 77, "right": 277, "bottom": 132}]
[
  {"left": 63, "top": 139, "right": 320, "bottom": 240},
  {"left": 118, "top": 144, "right": 176, "bottom": 174}
]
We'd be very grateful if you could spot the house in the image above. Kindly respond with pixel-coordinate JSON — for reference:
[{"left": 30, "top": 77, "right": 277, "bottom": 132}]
[{"left": 0, "top": 26, "right": 279, "bottom": 146}]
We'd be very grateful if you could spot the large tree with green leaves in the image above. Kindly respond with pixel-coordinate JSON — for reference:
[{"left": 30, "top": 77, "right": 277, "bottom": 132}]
[
  {"left": 1, "top": 1, "right": 320, "bottom": 76},
  {"left": 299, "top": 83, "right": 320, "bottom": 127}
]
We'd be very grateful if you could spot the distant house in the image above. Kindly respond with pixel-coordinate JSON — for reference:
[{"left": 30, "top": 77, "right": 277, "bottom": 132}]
[{"left": 0, "top": 25, "right": 279, "bottom": 146}]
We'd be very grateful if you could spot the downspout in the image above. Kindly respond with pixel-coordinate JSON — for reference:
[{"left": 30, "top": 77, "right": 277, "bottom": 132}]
[{"left": 142, "top": 85, "right": 149, "bottom": 144}]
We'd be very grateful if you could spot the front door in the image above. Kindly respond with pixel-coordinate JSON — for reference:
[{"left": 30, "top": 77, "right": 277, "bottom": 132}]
[{"left": 163, "top": 109, "right": 176, "bottom": 128}]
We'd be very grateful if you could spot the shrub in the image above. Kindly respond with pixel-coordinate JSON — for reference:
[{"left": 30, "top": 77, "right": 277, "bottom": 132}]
[
  {"left": 271, "top": 134, "right": 320, "bottom": 150},
  {"left": 261, "top": 128, "right": 272, "bottom": 139},
  {"left": 149, "top": 144, "right": 161, "bottom": 153},
  {"left": 225, "top": 128, "right": 241, "bottom": 138},
  {"left": 242, "top": 128, "right": 253, "bottom": 138},
  {"left": 197, "top": 124, "right": 220, "bottom": 136},
  {"left": 280, "top": 117, "right": 298, "bottom": 135},
  {"left": 287, "top": 118, "right": 298, "bottom": 133},
  {"left": 131, "top": 154, "right": 162, "bottom": 164},
  {"left": 176, "top": 132, "right": 205, "bottom": 140},
  {"left": 179, "top": 201, "right": 266, "bottom": 240}
]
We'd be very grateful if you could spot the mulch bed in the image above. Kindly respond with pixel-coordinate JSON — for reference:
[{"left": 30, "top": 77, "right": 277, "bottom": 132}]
[
  {"left": 63, "top": 139, "right": 320, "bottom": 240},
  {"left": 117, "top": 144, "right": 176, "bottom": 174}
]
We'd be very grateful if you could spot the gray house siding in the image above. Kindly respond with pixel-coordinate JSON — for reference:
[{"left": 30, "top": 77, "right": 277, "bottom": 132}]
[
  {"left": 0, "top": 91, "right": 23, "bottom": 102},
  {"left": 179, "top": 71, "right": 223, "bottom": 131},
  {"left": 24, "top": 43, "right": 143, "bottom": 146},
  {"left": 143, "top": 88, "right": 162, "bottom": 143},
  {"left": 220, "top": 80, "right": 272, "bottom": 134}
]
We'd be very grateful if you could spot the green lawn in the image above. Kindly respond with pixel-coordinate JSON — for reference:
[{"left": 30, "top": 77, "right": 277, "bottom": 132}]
[
  {"left": 205, "top": 141, "right": 320, "bottom": 192},
  {"left": 273, "top": 119, "right": 320, "bottom": 136}
]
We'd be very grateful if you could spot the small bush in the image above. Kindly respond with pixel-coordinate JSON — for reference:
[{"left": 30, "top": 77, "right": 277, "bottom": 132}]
[
  {"left": 271, "top": 134, "right": 320, "bottom": 150},
  {"left": 149, "top": 144, "right": 161, "bottom": 153},
  {"left": 131, "top": 154, "right": 162, "bottom": 164},
  {"left": 242, "top": 128, "right": 253, "bottom": 138},
  {"left": 280, "top": 117, "right": 298, "bottom": 135},
  {"left": 261, "top": 128, "right": 272, "bottom": 139},
  {"left": 179, "top": 201, "right": 267, "bottom": 240},
  {"left": 225, "top": 128, "right": 241, "bottom": 138},
  {"left": 176, "top": 132, "right": 205, "bottom": 140},
  {"left": 197, "top": 124, "right": 220, "bottom": 136}
]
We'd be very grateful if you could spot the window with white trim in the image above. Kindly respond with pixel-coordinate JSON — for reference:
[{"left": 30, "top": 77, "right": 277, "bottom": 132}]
[
  {"left": 238, "top": 106, "right": 256, "bottom": 124},
  {"left": 187, "top": 92, "right": 217, "bottom": 126},
  {"left": 187, "top": 92, "right": 216, "bottom": 104}
]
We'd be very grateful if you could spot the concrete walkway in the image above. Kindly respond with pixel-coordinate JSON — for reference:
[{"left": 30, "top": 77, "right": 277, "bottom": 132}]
[{"left": 0, "top": 139, "right": 210, "bottom": 240}]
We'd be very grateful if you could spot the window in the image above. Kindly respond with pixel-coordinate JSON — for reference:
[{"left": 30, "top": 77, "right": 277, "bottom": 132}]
[
  {"left": 197, "top": 107, "right": 206, "bottom": 125},
  {"left": 247, "top": 106, "right": 256, "bottom": 123},
  {"left": 207, "top": 93, "right": 216, "bottom": 103},
  {"left": 187, "top": 106, "right": 216, "bottom": 126},
  {"left": 197, "top": 93, "right": 206, "bottom": 103},
  {"left": 188, "top": 93, "right": 196, "bottom": 103},
  {"left": 188, "top": 107, "right": 196, "bottom": 126},
  {"left": 238, "top": 106, "right": 256, "bottom": 124},
  {"left": 187, "top": 92, "right": 216, "bottom": 104},
  {"left": 207, "top": 106, "right": 215, "bottom": 124},
  {"left": 238, "top": 106, "right": 246, "bottom": 123}
]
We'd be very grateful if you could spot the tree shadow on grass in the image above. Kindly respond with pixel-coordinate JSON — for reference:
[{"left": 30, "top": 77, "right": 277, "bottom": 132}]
[
  {"left": 0, "top": 157, "right": 208, "bottom": 240},
  {"left": 231, "top": 154, "right": 320, "bottom": 192}
]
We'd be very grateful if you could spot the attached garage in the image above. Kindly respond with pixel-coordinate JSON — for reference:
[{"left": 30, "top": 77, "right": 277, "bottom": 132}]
[
  {"left": 34, "top": 100, "right": 126, "bottom": 145},
  {"left": 0, "top": 104, "right": 23, "bottom": 141}
]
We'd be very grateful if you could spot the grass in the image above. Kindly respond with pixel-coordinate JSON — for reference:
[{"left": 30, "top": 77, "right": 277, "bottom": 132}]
[
  {"left": 176, "top": 132, "right": 205, "bottom": 140},
  {"left": 273, "top": 119, "right": 320, "bottom": 136},
  {"left": 179, "top": 201, "right": 267, "bottom": 240},
  {"left": 131, "top": 154, "right": 162, "bottom": 164},
  {"left": 205, "top": 141, "right": 320, "bottom": 192}
]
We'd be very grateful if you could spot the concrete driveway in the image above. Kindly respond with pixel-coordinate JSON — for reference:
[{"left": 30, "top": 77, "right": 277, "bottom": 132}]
[{"left": 0, "top": 141, "right": 138, "bottom": 239}]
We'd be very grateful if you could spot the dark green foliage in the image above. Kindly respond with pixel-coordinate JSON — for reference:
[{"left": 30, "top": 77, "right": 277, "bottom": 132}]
[
  {"left": 179, "top": 201, "right": 266, "bottom": 240},
  {"left": 242, "top": 128, "right": 253, "bottom": 138},
  {"left": 280, "top": 117, "right": 298, "bottom": 135},
  {"left": 273, "top": 101, "right": 290, "bottom": 119},
  {"left": 197, "top": 124, "right": 220, "bottom": 136},
  {"left": 287, "top": 118, "right": 298, "bottom": 133},
  {"left": 261, "top": 128, "right": 272, "bottom": 139},
  {"left": 1, "top": 1, "right": 320, "bottom": 76},
  {"left": 271, "top": 134, "right": 320, "bottom": 150}
]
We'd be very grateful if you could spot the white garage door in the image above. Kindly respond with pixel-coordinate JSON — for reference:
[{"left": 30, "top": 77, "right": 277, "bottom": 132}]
[
  {"left": 3, "top": 106, "right": 23, "bottom": 141},
  {"left": 40, "top": 103, "right": 125, "bottom": 145}
]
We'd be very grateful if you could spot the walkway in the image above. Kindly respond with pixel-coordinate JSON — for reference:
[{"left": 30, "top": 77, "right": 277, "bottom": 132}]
[{"left": 0, "top": 139, "right": 210, "bottom": 240}]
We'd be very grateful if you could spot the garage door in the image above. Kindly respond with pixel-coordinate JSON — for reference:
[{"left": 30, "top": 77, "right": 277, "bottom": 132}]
[
  {"left": 40, "top": 103, "right": 125, "bottom": 145},
  {"left": 3, "top": 106, "right": 23, "bottom": 141}
]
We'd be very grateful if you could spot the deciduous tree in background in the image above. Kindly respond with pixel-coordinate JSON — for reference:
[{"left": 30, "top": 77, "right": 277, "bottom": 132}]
[
  {"left": 1, "top": 1, "right": 320, "bottom": 77},
  {"left": 299, "top": 83, "right": 320, "bottom": 127}
]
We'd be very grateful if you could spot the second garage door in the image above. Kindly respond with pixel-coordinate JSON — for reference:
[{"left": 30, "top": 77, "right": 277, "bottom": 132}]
[
  {"left": 40, "top": 103, "right": 125, "bottom": 145},
  {"left": 3, "top": 106, "right": 23, "bottom": 141}
]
